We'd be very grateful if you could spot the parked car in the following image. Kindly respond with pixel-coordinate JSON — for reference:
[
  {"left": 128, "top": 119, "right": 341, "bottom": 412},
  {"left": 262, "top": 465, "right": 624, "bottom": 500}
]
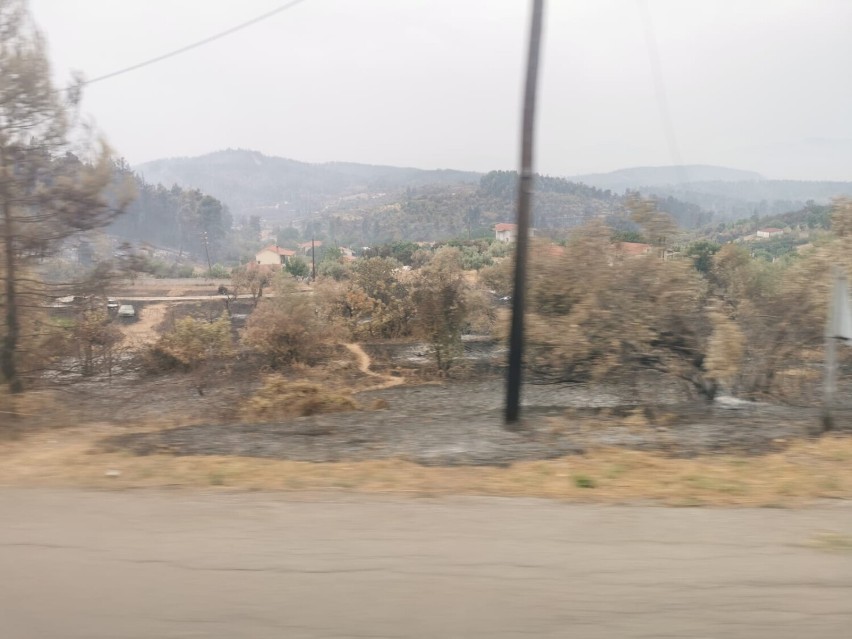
[{"left": 117, "top": 304, "right": 136, "bottom": 318}]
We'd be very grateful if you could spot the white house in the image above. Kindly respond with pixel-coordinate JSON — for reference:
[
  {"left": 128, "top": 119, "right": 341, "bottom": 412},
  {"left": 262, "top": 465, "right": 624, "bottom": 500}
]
[
  {"left": 495, "top": 222, "right": 536, "bottom": 243},
  {"left": 495, "top": 223, "right": 517, "bottom": 243},
  {"left": 255, "top": 245, "right": 295, "bottom": 267},
  {"left": 756, "top": 227, "right": 784, "bottom": 239}
]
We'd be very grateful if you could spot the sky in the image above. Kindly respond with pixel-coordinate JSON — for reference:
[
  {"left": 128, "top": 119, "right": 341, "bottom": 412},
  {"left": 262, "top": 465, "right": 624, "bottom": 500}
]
[{"left": 27, "top": 0, "right": 852, "bottom": 180}]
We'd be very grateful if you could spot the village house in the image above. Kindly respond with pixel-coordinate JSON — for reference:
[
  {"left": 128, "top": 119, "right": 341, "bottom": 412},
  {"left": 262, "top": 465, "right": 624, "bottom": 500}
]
[
  {"left": 495, "top": 223, "right": 517, "bottom": 242},
  {"left": 756, "top": 227, "right": 784, "bottom": 239},
  {"left": 495, "top": 222, "right": 537, "bottom": 243},
  {"left": 297, "top": 240, "right": 323, "bottom": 255},
  {"left": 255, "top": 245, "right": 295, "bottom": 267}
]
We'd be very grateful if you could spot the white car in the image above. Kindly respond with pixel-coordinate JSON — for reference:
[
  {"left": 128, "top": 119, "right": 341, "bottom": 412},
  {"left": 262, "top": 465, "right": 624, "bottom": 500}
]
[{"left": 117, "top": 304, "right": 136, "bottom": 318}]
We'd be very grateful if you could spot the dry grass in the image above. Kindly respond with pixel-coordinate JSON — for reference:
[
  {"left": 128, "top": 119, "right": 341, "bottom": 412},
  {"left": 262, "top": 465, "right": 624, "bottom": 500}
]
[
  {"left": 2, "top": 420, "right": 852, "bottom": 506},
  {"left": 241, "top": 377, "right": 358, "bottom": 420}
]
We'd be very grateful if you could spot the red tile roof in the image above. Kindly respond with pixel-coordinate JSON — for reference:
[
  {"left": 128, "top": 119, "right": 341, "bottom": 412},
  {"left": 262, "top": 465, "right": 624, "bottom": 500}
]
[
  {"left": 495, "top": 223, "right": 517, "bottom": 232},
  {"left": 259, "top": 245, "right": 295, "bottom": 256}
]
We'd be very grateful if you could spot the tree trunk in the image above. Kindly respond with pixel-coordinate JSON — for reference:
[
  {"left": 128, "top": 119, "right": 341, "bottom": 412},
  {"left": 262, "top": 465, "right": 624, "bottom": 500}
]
[{"left": 1, "top": 194, "right": 23, "bottom": 393}]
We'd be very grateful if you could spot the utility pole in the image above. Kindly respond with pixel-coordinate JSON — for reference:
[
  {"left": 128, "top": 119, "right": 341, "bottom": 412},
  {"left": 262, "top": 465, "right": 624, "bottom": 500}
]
[
  {"left": 823, "top": 266, "right": 852, "bottom": 432},
  {"left": 311, "top": 237, "right": 316, "bottom": 281},
  {"left": 203, "top": 231, "right": 212, "bottom": 278},
  {"left": 505, "top": 0, "right": 545, "bottom": 428}
]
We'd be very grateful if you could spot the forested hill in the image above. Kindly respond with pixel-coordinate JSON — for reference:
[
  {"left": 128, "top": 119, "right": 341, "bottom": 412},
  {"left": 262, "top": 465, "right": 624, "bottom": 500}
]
[
  {"left": 135, "top": 149, "right": 480, "bottom": 220},
  {"left": 107, "top": 162, "right": 233, "bottom": 263},
  {"left": 132, "top": 150, "right": 716, "bottom": 246},
  {"left": 573, "top": 164, "right": 764, "bottom": 189},
  {"left": 297, "top": 170, "right": 713, "bottom": 246},
  {"left": 639, "top": 180, "right": 852, "bottom": 219},
  {"left": 571, "top": 164, "right": 852, "bottom": 219}
]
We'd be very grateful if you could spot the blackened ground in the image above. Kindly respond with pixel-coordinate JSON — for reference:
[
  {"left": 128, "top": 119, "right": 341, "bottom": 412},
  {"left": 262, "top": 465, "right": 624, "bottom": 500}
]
[{"left": 104, "top": 378, "right": 852, "bottom": 466}]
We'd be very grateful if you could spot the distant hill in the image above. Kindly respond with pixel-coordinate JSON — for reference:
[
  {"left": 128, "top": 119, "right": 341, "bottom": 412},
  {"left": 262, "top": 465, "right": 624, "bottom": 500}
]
[
  {"left": 136, "top": 149, "right": 480, "bottom": 221},
  {"left": 571, "top": 164, "right": 852, "bottom": 220},
  {"left": 134, "top": 151, "right": 721, "bottom": 244},
  {"left": 642, "top": 180, "right": 852, "bottom": 220},
  {"left": 572, "top": 165, "right": 764, "bottom": 190}
]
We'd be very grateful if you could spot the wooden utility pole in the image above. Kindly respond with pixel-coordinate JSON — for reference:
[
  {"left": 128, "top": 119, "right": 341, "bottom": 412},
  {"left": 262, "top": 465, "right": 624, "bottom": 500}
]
[
  {"left": 311, "top": 237, "right": 316, "bottom": 281},
  {"left": 823, "top": 328, "right": 837, "bottom": 432},
  {"left": 505, "top": 0, "right": 545, "bottom": 428},
  {"left": 203, "top": 232, "right": 213, "bottom": 278},
  {"left": 823, "top": 266, "right": 852, "bottom": 431}
]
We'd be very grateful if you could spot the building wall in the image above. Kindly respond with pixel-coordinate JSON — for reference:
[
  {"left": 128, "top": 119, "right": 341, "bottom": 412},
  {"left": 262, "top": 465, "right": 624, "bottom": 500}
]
[{"left": 256, "top": 250, "right": 283, "bottom": 266}]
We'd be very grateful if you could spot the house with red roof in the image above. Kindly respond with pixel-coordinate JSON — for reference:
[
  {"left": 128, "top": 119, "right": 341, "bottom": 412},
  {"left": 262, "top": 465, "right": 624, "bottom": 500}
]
[
  {"left": 297, "top": 240, "right": 323, "bottom": 255},
  {"left": 255, "top": 245, "right": 295, "bottom": 267},
  {"left": 495, "top": 222, "right": 537, "bottom": 243},
  {"left": 495, "top": 223, "right": 517, "bottom": 242}
]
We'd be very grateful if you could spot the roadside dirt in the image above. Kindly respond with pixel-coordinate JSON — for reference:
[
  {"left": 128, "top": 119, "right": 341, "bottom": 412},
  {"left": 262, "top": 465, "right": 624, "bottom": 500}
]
[
  {"left": 103, "top": 376, "right": 852, "bottom": 466},
  {"left": 118, "top": 303, "right": 166, "bottom": 346},
  {"left": 4, "top": 325, "right": 852, "bottom": 504}
]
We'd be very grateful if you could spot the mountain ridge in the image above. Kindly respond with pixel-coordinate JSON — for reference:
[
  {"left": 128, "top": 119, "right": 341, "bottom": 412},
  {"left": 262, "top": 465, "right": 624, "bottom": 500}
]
[{"left": 571, "top": 165, "right": 765, "bottom": 190}]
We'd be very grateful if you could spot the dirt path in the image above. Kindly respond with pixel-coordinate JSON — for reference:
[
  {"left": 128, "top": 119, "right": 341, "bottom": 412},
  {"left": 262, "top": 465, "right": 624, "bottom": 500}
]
[
  {"left": 1, "top": 488, "right": 850, "bottom": 639},
  {"left": 119, "top": 303, "right": 166, "bottom": 346},
  {"left": 345, "top": 342, "right": 405, "bottom": 391}
]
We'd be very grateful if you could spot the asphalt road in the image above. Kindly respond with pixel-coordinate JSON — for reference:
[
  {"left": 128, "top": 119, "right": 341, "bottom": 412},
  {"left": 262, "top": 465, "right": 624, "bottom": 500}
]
[{"left": 1, "top": 489, "right": 851, "bottom": 638}]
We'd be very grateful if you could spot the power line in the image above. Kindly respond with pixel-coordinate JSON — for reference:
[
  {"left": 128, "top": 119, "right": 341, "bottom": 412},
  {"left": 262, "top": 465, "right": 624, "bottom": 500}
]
[
  {"left": 81, "top": 0, "right": 311, "bottom": 87},
  {"left": 636, "top": 0, "right": 687, "bottom": 182}
]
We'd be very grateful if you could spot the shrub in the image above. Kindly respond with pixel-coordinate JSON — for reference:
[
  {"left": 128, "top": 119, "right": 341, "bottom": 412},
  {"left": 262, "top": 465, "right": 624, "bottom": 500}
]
[
  {"left": 148, "top": 314, "right": 233, "bottom": 372},
  {"left": 317, "top": 260, "right": 350, "bottom": 281},
  {"left": 242, "top": 281, "right": 338, "bottom": 367},
  {"left": 241, "top": 377, "right": 358, "bottom": 420},
  {"left": 209, "top": 263, "right": 230, "bottom": 278},
  {"left": 286, "top": 256, "right": 310, "bottom": 278}
]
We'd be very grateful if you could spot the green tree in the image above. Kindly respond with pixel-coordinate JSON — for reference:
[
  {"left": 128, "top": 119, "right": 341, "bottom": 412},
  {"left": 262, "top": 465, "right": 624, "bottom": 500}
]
[
  {"left": 686, "top": 240, "right": 721, "bottom": 275},
  {"left": 412, "top": 248, "right": 469, "bottom": 373},
  {"left": 317, "top": 259, "right": 350, "bottom": 281},
  {"left": 1, "top": 0, "right": 130, "bottom": 393},
  {"left": 286, "top": 255, "right": 310, "bottom": 278},
  {"left": 611, "top": 229, "right": 646, "bottom": 244},
  {"left": 322, "top": 245, "right": 343, "bottom": 263}
]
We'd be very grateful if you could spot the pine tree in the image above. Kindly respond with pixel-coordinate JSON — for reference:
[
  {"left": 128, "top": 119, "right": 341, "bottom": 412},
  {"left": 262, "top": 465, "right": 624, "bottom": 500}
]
[{"left": 1, "top": 0, "right": 129, "bottom": 392}]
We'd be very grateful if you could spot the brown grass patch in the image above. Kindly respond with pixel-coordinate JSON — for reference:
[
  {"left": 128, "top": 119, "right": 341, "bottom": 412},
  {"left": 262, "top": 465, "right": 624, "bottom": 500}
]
[
  {"left": 2, "top": 421, "right": 852, "bottom": 506},
  {"left": 240, "top": 376, "right": 358, "bottom": 420},
  {"left": 0, "top": 389, "right": 60, "bottom": 420}
]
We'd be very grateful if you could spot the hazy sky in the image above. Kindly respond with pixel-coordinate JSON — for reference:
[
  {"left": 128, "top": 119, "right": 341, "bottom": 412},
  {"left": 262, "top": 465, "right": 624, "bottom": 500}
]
[{"left": 28, "top": 0, "right": 852, "bottom": 180}]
